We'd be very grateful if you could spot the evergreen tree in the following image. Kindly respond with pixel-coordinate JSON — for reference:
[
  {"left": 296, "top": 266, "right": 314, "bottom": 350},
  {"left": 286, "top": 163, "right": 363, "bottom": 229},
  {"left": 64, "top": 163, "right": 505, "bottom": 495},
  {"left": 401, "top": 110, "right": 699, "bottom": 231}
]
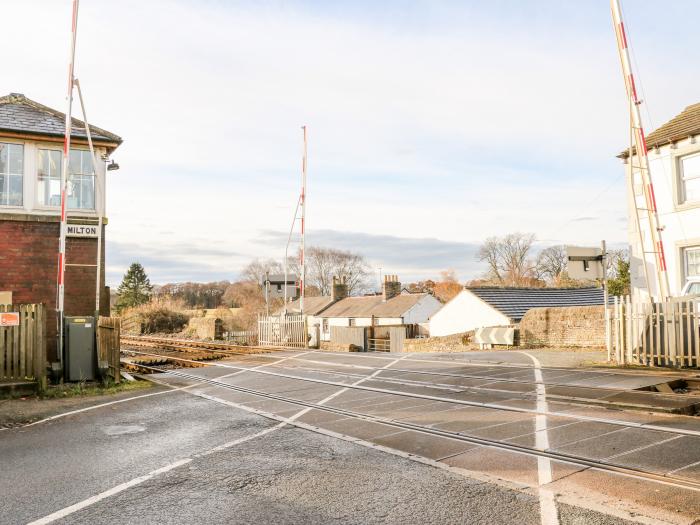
[
  {"left": 608, "top": 258, "right": 631, "bottom": 296},
  {"left": 116, "top": 263, "right": 153, "bottom": 312}
]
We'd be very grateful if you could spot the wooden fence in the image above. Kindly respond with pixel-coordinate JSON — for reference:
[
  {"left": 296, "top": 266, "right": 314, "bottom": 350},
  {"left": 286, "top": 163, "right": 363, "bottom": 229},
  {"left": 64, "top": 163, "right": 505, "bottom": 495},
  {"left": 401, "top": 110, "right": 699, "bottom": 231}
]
[
  {"left": 611, "top": 296, "right": 699, "bottom": 367},
  {"left": 97, "top": 317, "right": 121, "bottom": 383},
  {"left": 0, "top": 304, "right": 46, "bottom": 389},
  {"left": 258, "top": 314, "right": 306, "bottom": 348}
]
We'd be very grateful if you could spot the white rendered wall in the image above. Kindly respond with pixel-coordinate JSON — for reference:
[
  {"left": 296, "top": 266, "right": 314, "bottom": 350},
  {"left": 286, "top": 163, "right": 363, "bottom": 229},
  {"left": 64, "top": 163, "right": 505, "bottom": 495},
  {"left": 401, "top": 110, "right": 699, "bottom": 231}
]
[
  {"left": 627, "top": 137, "right": 700, "bottom": 299},
  {"left": 428, "top": 290, "right": 510, "bottom": 337},
  {"left": 403, "top": 295, "right": 443, "bottom": 325}
]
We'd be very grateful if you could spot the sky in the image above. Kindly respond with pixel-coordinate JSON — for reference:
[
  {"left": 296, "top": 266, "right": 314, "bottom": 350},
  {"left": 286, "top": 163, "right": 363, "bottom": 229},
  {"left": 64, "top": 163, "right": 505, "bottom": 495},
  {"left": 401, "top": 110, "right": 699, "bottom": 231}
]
[{"left": 3, "top": 1, "right": 699, "bottom": 286}]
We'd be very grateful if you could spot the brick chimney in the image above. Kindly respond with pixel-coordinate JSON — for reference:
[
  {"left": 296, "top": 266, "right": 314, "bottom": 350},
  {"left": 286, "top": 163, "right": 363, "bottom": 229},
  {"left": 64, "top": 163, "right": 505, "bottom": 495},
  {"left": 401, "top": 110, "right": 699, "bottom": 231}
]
[
  {"left": 331, "top": 276, "right": 348, "bottom": 302},
  {"left": 382, "top": 275, "right": 401, "bottom": 302}
]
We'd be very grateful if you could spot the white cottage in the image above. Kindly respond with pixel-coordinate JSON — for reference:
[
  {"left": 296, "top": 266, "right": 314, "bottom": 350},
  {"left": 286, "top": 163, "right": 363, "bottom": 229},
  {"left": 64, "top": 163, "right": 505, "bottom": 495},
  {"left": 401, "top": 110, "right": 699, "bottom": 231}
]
[
  {"left": 429, "top": 287, "right": 606, "bottom": 337},
  {"left": 619, "top": 102, "right": 700, "bottom": 299},
  {"left": 317, "top": 275, "right": 442, "bottom": 342}
]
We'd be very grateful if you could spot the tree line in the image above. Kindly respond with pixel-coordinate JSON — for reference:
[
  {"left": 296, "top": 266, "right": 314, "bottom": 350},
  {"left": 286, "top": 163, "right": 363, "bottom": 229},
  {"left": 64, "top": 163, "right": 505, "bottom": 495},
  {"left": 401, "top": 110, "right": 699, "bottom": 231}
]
[{"left": 114, "top": 235, "right": 630, "bottom": 315}]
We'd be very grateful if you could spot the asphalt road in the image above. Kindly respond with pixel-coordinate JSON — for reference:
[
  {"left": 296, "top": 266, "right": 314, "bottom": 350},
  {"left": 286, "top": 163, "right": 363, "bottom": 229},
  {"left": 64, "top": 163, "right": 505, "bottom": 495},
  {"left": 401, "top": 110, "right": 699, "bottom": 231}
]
[{"left": 2, "top": 349, "right": 699, "bottom": 525}]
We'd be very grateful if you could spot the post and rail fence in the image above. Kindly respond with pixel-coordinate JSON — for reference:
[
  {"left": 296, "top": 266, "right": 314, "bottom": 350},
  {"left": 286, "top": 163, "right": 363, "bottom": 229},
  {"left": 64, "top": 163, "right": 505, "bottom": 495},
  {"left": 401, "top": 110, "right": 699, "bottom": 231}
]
[
  {"left": 0, "top": 304, "right": 47, "bottom": 389},
  {"left": 609, "top": 295, "right": 699, "bottom": 367}
]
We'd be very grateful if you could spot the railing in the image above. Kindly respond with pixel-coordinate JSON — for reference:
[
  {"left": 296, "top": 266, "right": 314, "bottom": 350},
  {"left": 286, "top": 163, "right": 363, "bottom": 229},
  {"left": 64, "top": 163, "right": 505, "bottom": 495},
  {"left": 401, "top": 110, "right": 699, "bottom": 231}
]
[
  {"left": 224, "top": 330, "right": 258, "bottom": 345},
  {"left": 611, "top": 295, "right": 699, "bottom": 367},
  {"left": 97, "top": 317, "right": 121, "bottom": 383},
  {"left": 0, "top": 304, "right": 47, "bottom": 389},
  {"left": 258, "top": 314, "right": 306, "bottom": 348},
  {"left": 367, "top": 338, "right": 391, "bottom": 352}
]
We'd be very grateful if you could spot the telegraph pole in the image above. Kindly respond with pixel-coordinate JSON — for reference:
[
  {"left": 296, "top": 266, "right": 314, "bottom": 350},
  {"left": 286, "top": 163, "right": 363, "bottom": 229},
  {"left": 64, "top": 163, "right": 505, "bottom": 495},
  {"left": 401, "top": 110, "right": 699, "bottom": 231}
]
[{"left": 300, "top": 126, "right": 307, "bottom": 315}]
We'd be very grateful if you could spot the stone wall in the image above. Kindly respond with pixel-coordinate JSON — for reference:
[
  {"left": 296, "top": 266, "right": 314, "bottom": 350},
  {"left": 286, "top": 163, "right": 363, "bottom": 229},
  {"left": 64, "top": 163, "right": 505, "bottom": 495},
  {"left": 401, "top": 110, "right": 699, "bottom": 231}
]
[
  {"left": 186, "top": 317, "right": 223, "bottom": 340},
  {"left": 403, "top": 332, "right": 475, "bottom": 353},
  {"left": 320, "top": 341, "right": 363, "bottom": 352},
  {"left": 519, "top": 305, "right": 605, "bottom": 348}
]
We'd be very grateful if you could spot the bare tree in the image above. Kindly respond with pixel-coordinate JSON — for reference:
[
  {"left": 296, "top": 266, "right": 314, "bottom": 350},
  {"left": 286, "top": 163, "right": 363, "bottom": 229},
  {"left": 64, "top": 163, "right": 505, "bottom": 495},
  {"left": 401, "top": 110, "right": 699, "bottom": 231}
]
[
  {"left": 535, "top": 245, "right": 567, "bottom": 284},
  {"left": 303, "top": 246, "right": 371, "bottom": 296},
  {"left": 241, "top": 258, "right": 284, "bottom": 284},
  {"left": 477, "top": 233, "right": 537, "bottom": 286}
]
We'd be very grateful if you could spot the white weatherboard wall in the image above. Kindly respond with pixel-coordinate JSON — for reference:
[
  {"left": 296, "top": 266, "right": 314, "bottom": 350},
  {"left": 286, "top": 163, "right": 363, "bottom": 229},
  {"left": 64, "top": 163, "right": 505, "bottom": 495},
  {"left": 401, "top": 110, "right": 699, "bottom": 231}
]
[
  {"left": 429, "top": 290, "right": 510, "bottom": 337},
  {"left": 403, "top": 295, "right": 443, "bottom": 325},
  {"left": 627, "top": 136, "right": 700, "bottom": 299}
]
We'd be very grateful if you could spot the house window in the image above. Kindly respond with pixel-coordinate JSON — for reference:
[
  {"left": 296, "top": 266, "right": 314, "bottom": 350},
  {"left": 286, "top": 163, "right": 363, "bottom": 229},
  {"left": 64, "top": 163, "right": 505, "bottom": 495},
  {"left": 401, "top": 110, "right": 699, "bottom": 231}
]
[
  {"left": 322, "top": 319, "right": 328, "bottom": 333},
  {"left": 685, "top": 246, "right": 700, "bottom": 280},
  {"left": 37, "top": 149, "right": 95, "bottom": 209},
  {"left": 349, "top": 318, "right": 355, "bottom": 327},
  {"left": 678, "top": 152, "right": 700, "bottom": 205},
  {"left": 0, "top": 143, "right": 23, "bottom": 206}
]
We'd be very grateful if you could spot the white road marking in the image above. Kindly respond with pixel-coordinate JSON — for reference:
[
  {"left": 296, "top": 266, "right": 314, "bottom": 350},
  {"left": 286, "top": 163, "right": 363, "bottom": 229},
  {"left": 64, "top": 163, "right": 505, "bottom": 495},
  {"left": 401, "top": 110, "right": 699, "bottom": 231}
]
[
  {"left": 25, "top": 420, "right": 288, "bottom": 525},
  {"left": 26, "top": 458, "right": 192, "bottom": 525},
  {"left": 15, "top": 351, "right": 311, "bottom": 430},
  {"left": 23, "top": 349, "right": 347, "bottom": 524},
  {"left": 521, "top": 351, "right": 560, "bottom": 525}
]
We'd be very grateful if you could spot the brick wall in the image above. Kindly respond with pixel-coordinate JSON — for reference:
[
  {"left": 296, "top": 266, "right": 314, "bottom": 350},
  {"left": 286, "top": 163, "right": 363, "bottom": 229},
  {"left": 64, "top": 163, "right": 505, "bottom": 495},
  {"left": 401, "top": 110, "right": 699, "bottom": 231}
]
[
  {"left": 519, "top": 305, "right": 605, "bottom": 348},
  {"left": 0, "top": 214, "right": 107, "bottom": 361}
]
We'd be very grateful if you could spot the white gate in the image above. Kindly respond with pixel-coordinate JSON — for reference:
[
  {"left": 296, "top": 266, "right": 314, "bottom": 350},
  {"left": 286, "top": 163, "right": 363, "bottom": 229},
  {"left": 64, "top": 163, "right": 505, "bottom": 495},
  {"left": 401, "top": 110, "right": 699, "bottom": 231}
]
[
  {"left": 258, "top": 314, "right": 307, "bottom": 348},
  {"left": 610, "top": 296, "right": 699, "bottom": 367}
]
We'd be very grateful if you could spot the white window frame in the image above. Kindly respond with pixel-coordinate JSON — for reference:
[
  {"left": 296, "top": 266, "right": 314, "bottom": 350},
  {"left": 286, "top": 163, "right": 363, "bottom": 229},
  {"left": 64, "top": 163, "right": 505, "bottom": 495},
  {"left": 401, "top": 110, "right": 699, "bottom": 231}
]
[
  {"left": 673, "top": 146, "right": 700, "bottom": 210},
  {"left": 0, "top": 141, "right": 25, "bottom": 208},
  {"left": 684, "top": 245, "right": 700, "bottom": 281},
  {"left": 34, "top": 144, "right": 100, "bottom": 214},
  {"left": 36, "top": 148, "right": 63, "bottom": 208}
]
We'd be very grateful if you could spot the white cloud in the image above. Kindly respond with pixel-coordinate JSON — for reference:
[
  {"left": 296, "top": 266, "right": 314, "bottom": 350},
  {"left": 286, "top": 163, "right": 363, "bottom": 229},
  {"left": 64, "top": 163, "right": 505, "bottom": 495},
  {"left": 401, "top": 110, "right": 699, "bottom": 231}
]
[{"left": 2, "top": 1, "right": 697, "bottom": 284}]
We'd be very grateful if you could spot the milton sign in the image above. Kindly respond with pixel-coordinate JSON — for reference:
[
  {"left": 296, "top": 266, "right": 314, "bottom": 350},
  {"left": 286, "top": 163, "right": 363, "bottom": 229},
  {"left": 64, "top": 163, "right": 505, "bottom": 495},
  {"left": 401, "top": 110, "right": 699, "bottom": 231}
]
[{"left": 67, "top": 225, "right": 99, "bottom": 238}]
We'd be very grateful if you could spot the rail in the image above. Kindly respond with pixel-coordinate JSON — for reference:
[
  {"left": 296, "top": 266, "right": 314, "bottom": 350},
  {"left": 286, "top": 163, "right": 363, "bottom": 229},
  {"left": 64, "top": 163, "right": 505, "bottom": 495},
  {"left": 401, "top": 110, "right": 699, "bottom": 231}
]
[{"left": 129, "top": 355, "right": 700, "bottom": 492}]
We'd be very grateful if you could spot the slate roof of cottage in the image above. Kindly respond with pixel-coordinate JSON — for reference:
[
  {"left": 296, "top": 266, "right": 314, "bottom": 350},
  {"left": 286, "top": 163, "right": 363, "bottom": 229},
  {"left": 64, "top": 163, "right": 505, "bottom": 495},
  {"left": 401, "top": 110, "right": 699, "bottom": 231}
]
[
  {"left": 618, "top": 102, "right": 700, "bottom": 158},
  {"left": 320, "top": 293, "right": 429, "bottom": 318},
  {"left": 281, "top": 296, "right": 335, "bottom": 316},
  {"left": 0, "top": 93, "right": 122, "bottom": 147},
  {"left": 466, "top": 287, "right": 606, "bottom": 322}
]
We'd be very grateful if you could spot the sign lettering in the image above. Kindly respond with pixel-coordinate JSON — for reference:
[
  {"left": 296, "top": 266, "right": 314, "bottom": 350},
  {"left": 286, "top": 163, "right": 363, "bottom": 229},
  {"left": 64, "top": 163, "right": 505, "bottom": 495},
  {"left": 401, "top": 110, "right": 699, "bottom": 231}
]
[
  {"left": 67, "top": 225, "right": 99, "bottom": 238},
  {"left": 0, "top": 312, "right": 20, "bottom": 327}
]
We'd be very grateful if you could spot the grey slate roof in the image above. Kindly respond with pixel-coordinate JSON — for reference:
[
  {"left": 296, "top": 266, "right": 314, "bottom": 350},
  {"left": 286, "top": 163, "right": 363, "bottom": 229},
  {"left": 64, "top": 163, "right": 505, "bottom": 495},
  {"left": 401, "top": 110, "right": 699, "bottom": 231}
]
[
  {"left": 467, "top": 287, "right": 606, "bottom": 322},
  {"left": 618, "top": 101, "right": 700, "bottom": 158},
  {"left": 320, "top": 293, "right": 429, "bottom": 318},
  {"left": 265, "top": 274, "right": 297, "bottom": 284},
  {"left": 280, "top": 296, "right": 335, "bottom": 316},
  {"left": 0, "top": 93, "right": 122, "bottom": 147}
]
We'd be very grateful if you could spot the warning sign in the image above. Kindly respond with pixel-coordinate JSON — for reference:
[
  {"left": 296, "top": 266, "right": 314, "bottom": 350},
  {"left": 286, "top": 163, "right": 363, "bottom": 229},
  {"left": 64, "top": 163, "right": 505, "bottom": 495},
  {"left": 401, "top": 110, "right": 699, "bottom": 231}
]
[{"left": 0, "top": 312, "right": 20, "bottom": 327}]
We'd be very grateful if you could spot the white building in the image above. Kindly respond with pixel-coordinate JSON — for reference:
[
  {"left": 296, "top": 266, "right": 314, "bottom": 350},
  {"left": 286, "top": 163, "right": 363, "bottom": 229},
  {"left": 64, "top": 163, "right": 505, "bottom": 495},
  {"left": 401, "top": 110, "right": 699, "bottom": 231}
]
[
  {"left": 620, "top": 102, "right": 700, "bottom": 299},
  {"left": 316, "top": 275, "right": 442, "bottom": 341},
  {"left": 429, "top": 287, "right": 606, "bottom": 337}
]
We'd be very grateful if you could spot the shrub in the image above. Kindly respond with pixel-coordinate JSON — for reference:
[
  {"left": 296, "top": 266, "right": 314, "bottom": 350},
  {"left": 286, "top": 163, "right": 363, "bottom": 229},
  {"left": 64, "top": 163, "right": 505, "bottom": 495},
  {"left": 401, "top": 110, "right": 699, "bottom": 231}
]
[{"left": 120, "top": 301, "right": 190, "bottom": 334}]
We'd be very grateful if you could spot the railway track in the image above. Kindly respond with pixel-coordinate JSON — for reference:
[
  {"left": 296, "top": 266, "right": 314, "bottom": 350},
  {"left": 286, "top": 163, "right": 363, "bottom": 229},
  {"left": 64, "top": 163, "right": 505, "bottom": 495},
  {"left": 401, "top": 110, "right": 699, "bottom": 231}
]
[
  {"left": 121, "top": 335, "right": 700, "bottom": 414},
  {"left": 123, "top": 347, "right": 700, "bottom": 436},
  {"left": 128, "top": 355, "right": 700, "bottom": 493}
]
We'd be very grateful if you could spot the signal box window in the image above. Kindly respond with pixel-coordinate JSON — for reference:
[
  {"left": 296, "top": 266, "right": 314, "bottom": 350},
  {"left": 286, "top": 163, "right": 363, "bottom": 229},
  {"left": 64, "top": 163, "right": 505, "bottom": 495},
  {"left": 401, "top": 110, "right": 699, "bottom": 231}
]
[
  {"left": 0, "top": 143, "right": 23, "bottom": 206},
  {"left": 37, "top": 149, "right": 95, "bottom": 209}
]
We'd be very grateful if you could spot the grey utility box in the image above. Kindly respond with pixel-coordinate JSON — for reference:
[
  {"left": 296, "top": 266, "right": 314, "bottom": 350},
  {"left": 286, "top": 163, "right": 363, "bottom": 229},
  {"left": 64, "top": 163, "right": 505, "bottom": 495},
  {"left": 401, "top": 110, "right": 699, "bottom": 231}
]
[{"left": 65, "top": 316, "right": 96, "bottom": 381}]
